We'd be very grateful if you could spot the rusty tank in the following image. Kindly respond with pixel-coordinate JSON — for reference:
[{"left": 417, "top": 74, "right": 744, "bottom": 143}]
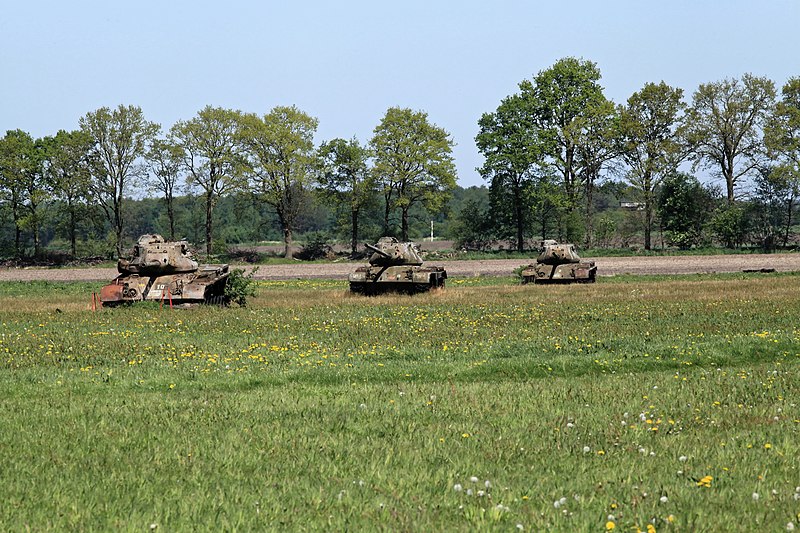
[
  {"left": 348, "top": 237, "right": 446, "bottom": 294},
  {"left": 100, "top": 234, "right": 230, "bottom": 307},
  {"left": 521, "top": 240, "right": 597, "bottom": 284}
]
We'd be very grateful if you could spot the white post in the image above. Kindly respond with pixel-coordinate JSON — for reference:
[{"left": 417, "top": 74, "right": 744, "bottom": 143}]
[{"left": 430, "top": 221, "right": 434, "bottom": 242}]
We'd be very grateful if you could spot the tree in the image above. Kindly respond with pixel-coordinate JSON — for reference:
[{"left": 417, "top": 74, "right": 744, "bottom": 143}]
[
  {"left": 0, "top": 130, "right": 50, "bottom": 257},
  {"left": 521, "top": 58, "right": 609, "bottom": 215},
  {"left": 683, "top": 74, "right": 776, "bottom": 204},
  {"left": 751, "top": 166, "right": 798, "bottom": 248},
  {"left": 370, "top": 107, "right": 457, "bottom": 241},
  {"left": 476, "top": 94, "right": 539, "bottom": 251},
  {"left": 172, "top": 106, "right": 241, "bottom": 255},
  {"left": 763, "top": 77, "right": 800, "bottom": 245},
  {"left": 81, "top": 105, "right": 159, "bottom": 256},
  {"left": 617, "top": 82, "right": 687, "bottom": 249},
  {"left": 238, "top": 105, "right": 319, "bottom": 258},
  {"left": 575, "top": 98, "right": 619, "bottom": 246},
  {"left": 42, "top": 129, "right": 94, "bottom": 257},
  {"left": 145, "top": 138, "right": 184, "bottom": 240},
  {"left": 317, "top": 137, "right": 374, "bottom": 255},
  {"left": 657, "top": 172, "right": 716, "bottom": 249}
]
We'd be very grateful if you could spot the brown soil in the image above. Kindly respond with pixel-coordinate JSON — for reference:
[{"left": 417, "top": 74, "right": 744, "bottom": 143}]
[{"left": 0, "top": 254, "right": 798, "bottom": 282}]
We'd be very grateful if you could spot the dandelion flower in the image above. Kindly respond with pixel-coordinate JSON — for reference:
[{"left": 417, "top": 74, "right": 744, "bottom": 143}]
[{"left": 606, "top": 521, "right": 616, "bottom": 530}]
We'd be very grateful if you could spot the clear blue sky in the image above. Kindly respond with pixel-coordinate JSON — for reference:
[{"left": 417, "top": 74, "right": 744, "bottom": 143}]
[{"left": 2, "top": 1, "right": 798, "bottom": 187}]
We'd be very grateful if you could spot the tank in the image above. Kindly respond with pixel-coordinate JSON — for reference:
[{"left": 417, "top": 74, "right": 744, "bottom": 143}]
[
  {"left": 521, "top": 240, "right": 597, "bottom": 284},
  {"left": 99, "top": 234, "right": 230, "bottom": 307},
  {"left": 348, "top": 237, "right": 446, "bottom": 294}
]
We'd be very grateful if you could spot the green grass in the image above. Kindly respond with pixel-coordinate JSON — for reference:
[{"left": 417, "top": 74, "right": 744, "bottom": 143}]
[{"left": 0, "top": 274, "right": 799, "bottom": 531}]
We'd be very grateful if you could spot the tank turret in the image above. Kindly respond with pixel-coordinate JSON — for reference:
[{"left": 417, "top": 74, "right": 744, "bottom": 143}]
[
  {"left": 117, "top": 234, "right": 198, "bottom": 274},
  {"left": 521, "top": 240, "right": 597, "bottom": 284},
  {"left": 364, "top": 237, "right": 424, "bottom": 266},
  {"left": 100, "top": 234, "right": 230, "bottom": 307},
  {"left": 349, "top": 237, "right": 446, "bottom": 294}
]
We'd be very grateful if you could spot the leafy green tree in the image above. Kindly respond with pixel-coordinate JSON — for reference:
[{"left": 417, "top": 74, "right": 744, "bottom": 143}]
[
  {"left": 237, "top": 105, "right": 319, "bottom": 258},
  {"left": 617, "top": 82, "right": 687, "bottom": 249},
  {"left": 171, "top": 106, "right": 242, "bottom": 255},
  {"left": 317, "top": 137, "right": 374, "bottom": 255},
  {"left": 750, "top": 166, "right": 798, "bottom": 249},
  {"left": 0, "top": 130, "right": 50, "bottom": 257},
  {"left": 575, "top": 98, "right": 619, "bottom": 245},
  {"left": 41, "top": 129, "right": 94, "bottom": 257},
  {"left": 657, "top": 172, "right": 716, "bottom": 249},
  {"left": 521, "top": 57, "right": 610, "bottom": 217},
  {"left": 476, "top": 94, "right": 539, "bottom": 251},
  {"left": 683, "top": 74, "right": 776, "bottom": 204},
  {"left": 145, "top": 138, "right": 184, "bottom": 240},
  {"left": 763, "top": 77, "right": 800, "bottom": 245},
  {"left": 451, "top": 196, "right": 494, "bottom": 251},
  {"left": 371, "top": 107, "right": 456, "bottom": 241},
  {"left": 81, "top": 105, "right": 159, "bottom": 255}
]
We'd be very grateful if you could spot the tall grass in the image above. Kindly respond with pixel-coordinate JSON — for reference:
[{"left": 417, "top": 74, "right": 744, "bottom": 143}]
[{"left": 0, "top": 274, "right": 798, "bottom": 531}]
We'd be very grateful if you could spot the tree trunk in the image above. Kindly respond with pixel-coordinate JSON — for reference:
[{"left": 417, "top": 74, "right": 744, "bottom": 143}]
[
  {"left": 167, "top": 197, "right": 175, "bottom": 241},
  {"left": 401, "top": 207, "right": 409, "bottom": 241},
  {"left": 383, "top": 194, "right": 391, "bottom": 236},
  {"left": 205, "top": 190, "right": 214, "bottom": 255},
  {"left": 351, "top": 208, "right": 359, "bottom": 256},
  {"left": 283, "top": 226, "right": 293, "bottom": 258},
  {"left": 514, "top": 186, "right": 524, "bottom": 252}
]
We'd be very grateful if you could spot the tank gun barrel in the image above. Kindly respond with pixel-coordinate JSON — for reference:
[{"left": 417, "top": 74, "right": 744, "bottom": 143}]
[{"left": 364, "top": 242, "right": 391, "bottom": 258}]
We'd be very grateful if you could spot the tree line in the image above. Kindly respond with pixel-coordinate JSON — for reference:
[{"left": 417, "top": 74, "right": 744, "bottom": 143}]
[
  {"left": 0, "top": 106, "right": 456, "bottom": 260},
  {"left": 1, "top": 57, "right": 798, "bottom": 261},
  {"left": 475, "top": 58, "right": 799, "bottom": 252}
]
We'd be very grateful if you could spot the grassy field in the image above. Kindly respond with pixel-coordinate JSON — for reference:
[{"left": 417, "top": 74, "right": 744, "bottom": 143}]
[{"left": 1, "top": 274, "right": 799, "bottom": 531}]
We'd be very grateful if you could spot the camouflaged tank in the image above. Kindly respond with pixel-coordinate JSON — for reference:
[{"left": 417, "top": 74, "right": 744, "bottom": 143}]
[
  {"left": 100, "top": 234, "right": 230, "bottom": 307},
  {"left": 349, "top": 237, "right": 446, "bottom": 294},
  {"left": 521, "top": 240, "right": 597, "bottom": 284}
]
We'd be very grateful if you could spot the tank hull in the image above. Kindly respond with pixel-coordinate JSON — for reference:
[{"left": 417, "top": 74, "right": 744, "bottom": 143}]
[
  {"left": 348, "top": 265, "right": 447, "bottom": 294},
  {"left": 100, "top": 265, "right": 230, "bottom": 307},
  {"left": 521, "top": 261, "right": 597, "bottom": 284}
]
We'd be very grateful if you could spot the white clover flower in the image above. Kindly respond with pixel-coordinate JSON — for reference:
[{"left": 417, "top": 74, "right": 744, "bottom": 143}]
[
  {"left": 516, "top": 524, "right": 524, "bottom": 531},
  {"left": 752, "top": 492, "right": 760, "bottom": 501},
  {"left": 608, "top": 514, "right": 615, "bottom": 521},
  {"left": 786, "top": 522, "right": 795, "bottom": 531},
  {"left": 466, "top": 489, "right": 473, "bottom": 496},
  {"left": 566, "top": 422, "right": 575, "bottom": 429},
  {"left": 470, "top": 476, "right": 479, "bottom": 483},
  {"left": 638, "top": 447, "right": 647, "bottom": 454},
  {"left": 679, "top": 455, "right": 688, "bottom": 462},
  {"left": 485, "top": 480, "right": 491, "bottom": 488},
  {"left": 453, "top": 483, "right": 463, "bottom": 492},
  {"left": 553, "top": 500, "right": 561, "bottom": 509},
  {"left": 477, "top": 490, "right": 486, "bottom": 497},
  {"left": 660, "top": 495, "right": 668, "bottom": 503},
  {"left": 359, "top": 403, "right": 366, "bottom": 409},
  {"left": 772, "top": 489, "right": 779, "bottom": 495},
  {"left": 583, "top": 446, "right": 591, "bottom": 453},
  {"left": 150, "top": 525, "right": 158, "bottom": 531}
]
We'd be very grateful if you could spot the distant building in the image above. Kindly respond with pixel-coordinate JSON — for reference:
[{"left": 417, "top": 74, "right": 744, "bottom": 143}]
[{"left": 620, "top": 202, "right": 645, "bottom": 210}]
